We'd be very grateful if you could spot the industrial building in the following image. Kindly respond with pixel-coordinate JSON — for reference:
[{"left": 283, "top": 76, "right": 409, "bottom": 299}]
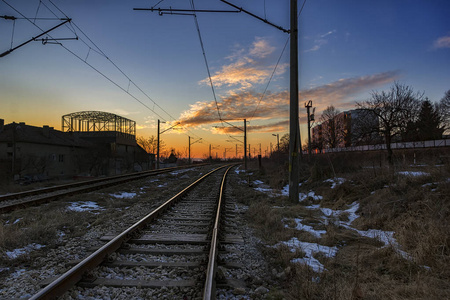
[{"left": 0, "top": 111, "right": 152, "bottom": 183}]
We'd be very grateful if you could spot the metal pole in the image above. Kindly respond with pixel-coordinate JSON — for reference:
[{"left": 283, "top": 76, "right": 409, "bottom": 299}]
[
  {"left": 289, "top": 0, "right": 299, "bottom": 203},
  {"left": 277, "top": 134, "right": 280, "bottom": 151},
  {"left": 244, "top": 119, "right": 247, "bottom": 170},
  {"left": 189, "top": 136, "right": 191, "bottom": 165},
  {"left": 157, "top": 119, "right": 160, "bottom": 169},
  {"left": 209, "top": 144, "right": 212, "bottom": 163}
]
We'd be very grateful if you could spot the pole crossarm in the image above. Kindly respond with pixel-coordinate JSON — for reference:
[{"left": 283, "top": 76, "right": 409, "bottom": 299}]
[
  {"left": 160, "top": 122, "right": 181, "bottom": 134},
  {"left": 0, "top": 18, "right": 72, "bottom": 58},
  {"left": 190, "top": 138, "right": 203, "bottom": 146},
  {"left": 220, "top": 0, "right": 290, "bottom": 33},
  {"left": 133, "top": 7, "right": 240, "bottom": 15}
]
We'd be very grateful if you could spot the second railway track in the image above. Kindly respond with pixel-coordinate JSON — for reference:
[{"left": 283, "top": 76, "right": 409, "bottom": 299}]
[
  {"left": 30, "top": 164, "right": 243, "bottom": 299},
  {"left": 0, "top": 165, "right": 207, "bottom": 213}
]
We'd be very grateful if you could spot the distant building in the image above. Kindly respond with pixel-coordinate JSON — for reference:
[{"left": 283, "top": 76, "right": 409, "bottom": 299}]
[
  {"left": 0, "top": 111, "right": 152, "bottom": 183},
  {"left": 311, "top": 109, "right": 380, "bottom": 151}
]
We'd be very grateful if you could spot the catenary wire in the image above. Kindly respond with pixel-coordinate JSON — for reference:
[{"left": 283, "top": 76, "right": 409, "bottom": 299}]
[
  {"left": 1, "top": 0, "right": 208, "bottom": 143},
  {"left": 247, "top": 0, "right": 307, "bottom": 124}
]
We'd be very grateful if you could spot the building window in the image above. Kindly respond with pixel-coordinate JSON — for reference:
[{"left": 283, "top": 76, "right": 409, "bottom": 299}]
[
  {"left": 7, "top": 152, "right": 13, "bottom": 157},
  {"left": 59, "top": 154, "right": 64, "bottom": 162},
  {"left": 7, "top": 142, "right": 13, "bottom": 147}
]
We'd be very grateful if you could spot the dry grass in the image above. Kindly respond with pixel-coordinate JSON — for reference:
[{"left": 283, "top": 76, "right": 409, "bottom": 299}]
[{"left": 238, "top": 152, "right": 450, "bottom": 299}]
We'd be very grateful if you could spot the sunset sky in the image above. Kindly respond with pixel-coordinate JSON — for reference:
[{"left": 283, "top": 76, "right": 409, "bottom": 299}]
[{"left": 1, "top": 0, "right": 449, "bottom": 158}]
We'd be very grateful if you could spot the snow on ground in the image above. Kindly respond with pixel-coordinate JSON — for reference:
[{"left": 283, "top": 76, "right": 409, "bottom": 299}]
[
  {"left": 5, "top": 244, "right": 45, "bottom": 259},
  {"left": 170, "top": 168, "right": 193, "bottom": 175},
  {"left": 283, "top": 218, "right": 326, "bottom": 238},
  {"left": 275, "top": 237, "right": 338, "bottom": 273},
  {"left": 397, "top": 171, "right": 430, "bottom": 177},
  {"left": 250, "top": 176, "right": 413, "bottom": 272},
  {"left": 109, "top": 192, "right": 137, "bottom": 199},
  {"left": 66, "top": 201, "right": 104, "bottom": 213},
  {"left": 323, "top": 177, "right": 346, "bottom": 189},
  {"left": 299, "top": 191, "right": 323, "bottom": 202}
]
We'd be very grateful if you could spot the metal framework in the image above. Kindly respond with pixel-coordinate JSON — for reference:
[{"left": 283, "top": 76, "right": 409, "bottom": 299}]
[{"left": 62, "top": 111, "right": 136, "bottom": 137}]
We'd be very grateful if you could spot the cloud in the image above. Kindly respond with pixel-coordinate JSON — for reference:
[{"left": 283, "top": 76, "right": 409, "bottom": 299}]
[
  {"left": 433, "top": 35, "right": 450, "bottom": 49},
  {"left": 199, "top": 37, "right": 285, "bottom": 90},
  {"left": 249, "top": 37, "right": 276, "bottom": 58},
  {"left": 178, "top": 71, "right": 399, "bottom": 134},
  {"left": 305, "top": 30, "right": 337, "bottom": 52}
]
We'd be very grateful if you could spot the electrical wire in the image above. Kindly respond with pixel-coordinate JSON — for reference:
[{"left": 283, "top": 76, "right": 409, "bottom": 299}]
[
  {"left": 2, "top": 0, "right": 208, "bottom": 143},
  {"left": 248, "top": 0, "right": 307, "bottom": 123},
  {"left": 190, "top": 0, "right": 223, "bottom": 123}
]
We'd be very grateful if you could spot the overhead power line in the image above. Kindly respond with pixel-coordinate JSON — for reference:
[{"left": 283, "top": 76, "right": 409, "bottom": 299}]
[{"left": 1, "top": 0, "right": 207, "bottom": 142}]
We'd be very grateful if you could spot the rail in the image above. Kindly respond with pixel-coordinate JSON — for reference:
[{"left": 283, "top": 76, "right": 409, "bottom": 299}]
[{"left": 29, "top": 164, "right": 232, "bottom": 300}]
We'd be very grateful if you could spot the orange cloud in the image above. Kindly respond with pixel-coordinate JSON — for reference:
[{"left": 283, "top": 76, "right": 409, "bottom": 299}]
[
  {"left": 199, "top": 37, "right": 286, "bottom": 90},
  {"left": 178, "top": 71, "right": 399, "bottom": 134}
]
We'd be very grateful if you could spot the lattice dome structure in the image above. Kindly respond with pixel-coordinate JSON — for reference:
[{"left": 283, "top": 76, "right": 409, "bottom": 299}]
[{"left": 62, "top": 111, "right": 136, "bottom": 139}]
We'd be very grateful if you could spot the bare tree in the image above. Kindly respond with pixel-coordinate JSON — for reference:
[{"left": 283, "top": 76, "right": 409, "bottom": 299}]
[
  {"left": 440, "top": 90, "right": 450, "bottom": 134},
  {"left": 356, "top": 82, "right": 423, "bottom": 166},
  {"left": 319, "top": 106, "right": 344, "bottom": 149},
  {"left": 136, "top": 135, "right": 165, "bottom": 154}
]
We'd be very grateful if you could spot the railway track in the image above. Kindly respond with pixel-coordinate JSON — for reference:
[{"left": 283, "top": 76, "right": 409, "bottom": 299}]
[
  {"left": 30, "top": 164, "right": 242, "bottom": 299},
  {"left": 0, "top": 165, "right": 207, "bottom": 213}
]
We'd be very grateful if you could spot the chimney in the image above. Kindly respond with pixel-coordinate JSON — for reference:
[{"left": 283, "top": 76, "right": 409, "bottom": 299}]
[
  {"left": 43, "top": 125, "right": 51, "bottom": 138},
  {"left": 0, "top": 119, "right": 4, "bottom": 132}
]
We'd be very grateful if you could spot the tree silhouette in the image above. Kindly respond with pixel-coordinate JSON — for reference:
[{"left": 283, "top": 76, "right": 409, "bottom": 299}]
[
  {"left": 416, "top": 99, "right": 443, "bottom": 140},
  {"left": 357, "top": 82, "right": 422, "bottom": 166},
  {"left": 440, "top": 90, "right": 450, "bottom": 133},
  {"left": 319, "top": 105, "right": 344, "bottom": 149}
]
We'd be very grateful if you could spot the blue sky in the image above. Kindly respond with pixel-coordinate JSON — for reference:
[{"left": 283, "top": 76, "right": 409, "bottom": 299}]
[{"left": 1, "top": 0, "right": 449, "bottom": 157}]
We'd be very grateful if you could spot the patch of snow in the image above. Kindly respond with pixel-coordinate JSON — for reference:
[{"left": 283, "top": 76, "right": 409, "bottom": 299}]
[
  {"left": 157, "top": 183, "right": 167, "bottom": 188},
  {"left": 281, "top": 185, "right": 289, "bottom": 196},
  {"left": 5, "top": 244, "right": 45, "bottom": 259},
  {"left": 352, "top": 228, "right": 411, "bottom": 260},
  {"left": 299, "top": 191, "right": 323, "bottom": 202},
  {"left": 234, "top": 166, "right": 245, "bottom": 174},
  {"left": 170, "top": 169, "right": 192, "bottom": 175},
  {"left": 66, "top": 201, "right": 104, "bottom": 213},
  {"left": 305, "top": 204, "right": 321, "bottom": 210},
  {"left": 397, "top": 171, "right": 430, "bottom": 177},
  {"left": 277, "top": 237, "right": 338, "bottom": 273},
  {"left": 110, "top": 192, "right": 136, "bottom": 199},
  {"left": 324, "top": 177, "right": 346, "bottom": 189},
  {"left": 254, "top": 187, "right": 273, "bottom": 193},
  {"left": 284, "top": 218, "right": 326, "bottom": 238},
  {"left": 253, "top": 180, "right": 264, "bottom": 185}
]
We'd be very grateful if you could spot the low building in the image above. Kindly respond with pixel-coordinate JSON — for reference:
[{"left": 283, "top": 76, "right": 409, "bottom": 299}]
[{"left": 0, "top": 111, "right": 153, "bottom": 183}]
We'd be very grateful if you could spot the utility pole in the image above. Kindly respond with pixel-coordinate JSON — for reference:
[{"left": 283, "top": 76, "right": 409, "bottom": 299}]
[
  {"left": 189, "top": 136, "right": 202, "bottom": 164},
  {"left": 244, "top": 119, "right": 247, "bottom": 170},
  {"left": 272, "top": 133, "right": 280, "bottom": 151},
  {"left": 157, "top": 119, "right": 161, "bottom": 169},
  {"left": 288, "top": 0, "right": 300, "bottom": 203},
  {"left": 305, "top": 100, "right": 315, "bottom": 156},
  {"left": 157, "top": 120, "right": 180, "bottom": 169},
  {"left": 135, "top": 1, "right": 297, "bottom": 201}
]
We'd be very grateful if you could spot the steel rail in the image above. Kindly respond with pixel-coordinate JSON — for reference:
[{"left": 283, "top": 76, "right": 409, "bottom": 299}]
[
  {"left": 0, "top": 165, "right": 209, "bottom": 213},
  {"left": 29, "top": 164, "right": 230, "bottom": 300},
  {"left": 203, "top": 165, "right": 233, "bottom": 299},
  {"left": 0, "top": 165, "right": 205, "bottom": 202}
]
